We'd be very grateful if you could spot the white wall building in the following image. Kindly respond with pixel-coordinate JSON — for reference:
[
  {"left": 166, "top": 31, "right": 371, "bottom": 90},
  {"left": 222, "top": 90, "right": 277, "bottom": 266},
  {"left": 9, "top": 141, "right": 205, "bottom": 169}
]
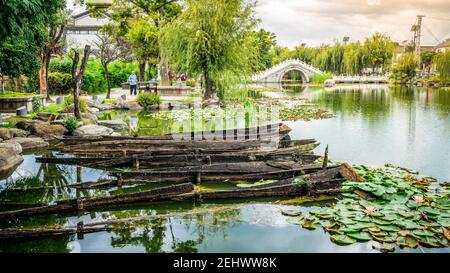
[{"left": 65, "top": 11, "right": 110, "bottom": 50}]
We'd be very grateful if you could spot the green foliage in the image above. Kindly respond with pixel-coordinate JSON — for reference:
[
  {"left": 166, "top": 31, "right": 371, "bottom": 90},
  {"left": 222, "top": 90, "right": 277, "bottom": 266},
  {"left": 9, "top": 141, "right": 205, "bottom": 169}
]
[
  {"left": 434, "top": 51, "right": 450, "bottom": 85},
  {"left": 64, "top": 95, "right": 88, "bottom": 113},
  {"left": 390, "top": 52, "right": 419, "bottom": 82},
  {"left": 82, "top": 60, "right": 107, "bottom": 94},
  {"left": 49, "top": 57, "right": 73, "bottom": 74},
  {"left": 126, "top": 17, "right": 159, "bottom": 66},
  {"left": 47, "top": 72, "right": 72, "bottom": 94},
  {"left": 102, "top": 98, "right": 117, "bottom": 105},
  {"left": 269, "top": 33, "right": 397, "bottom": 76},
  {"left": 39, "top": 104, "right": 65, "bottom": 113},
  {"left": 32, "top": 96, "right": 43, "bottom": 112},
  {"left": 62, "top": 117, "right": 79, "bottom": 134},
  {"left": 109, "top": 61, "right": 140, "bottom": 87},
  {"left": 137, "top": 92, "right": 161, "bottom": 108},
  {"left": 311, "top": 73, "right": 333, "bottom": 84},
  {"left": 0, "top": 91, "right": 36, "bottom": 98},
  {"left": 0, "top": 0, "right": 65, "bottom": 86},
  {"left": 251, "top": 29, "right": 277, "bottom": 71},
  {"left": 185, "top": 79, "right": 196, "bottom": 88},
  {"left": 160, "top": 0, "right": 258, "bottom": 97}
]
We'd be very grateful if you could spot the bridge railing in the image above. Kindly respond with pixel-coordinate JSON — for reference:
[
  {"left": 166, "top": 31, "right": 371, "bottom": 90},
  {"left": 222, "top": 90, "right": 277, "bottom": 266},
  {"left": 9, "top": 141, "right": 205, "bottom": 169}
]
[{"left": 252, "top": 59, "right": 323, "bottom": 81}]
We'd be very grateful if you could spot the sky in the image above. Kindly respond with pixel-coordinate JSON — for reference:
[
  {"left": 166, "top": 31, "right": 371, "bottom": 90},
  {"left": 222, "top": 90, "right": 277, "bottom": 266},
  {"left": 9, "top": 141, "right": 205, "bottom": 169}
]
[{"left": 67, "top": 0, "right": 450, "bottom": 48}]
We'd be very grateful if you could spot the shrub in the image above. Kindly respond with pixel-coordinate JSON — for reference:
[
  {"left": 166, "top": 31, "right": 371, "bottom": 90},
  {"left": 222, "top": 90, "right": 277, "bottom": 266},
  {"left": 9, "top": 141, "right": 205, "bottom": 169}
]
[
  {"left": 186, "top": 79, "right": 196, "bottom": 87},
  {"left": 137, "top": 92, "right": 161, "bottom": 108},
  {"left": 63, "top": 117, "right": 79, "bottom": 134},
  {"left": 48, "top": 72, "right": 73, "bottom": 94},
  {"left": 32, "top": 96, "right": 43, "bottom": 112},
  {"left": 49, "top": 58, "right": 73, "bottom": 74},
  {"left": 311, "top": 73, "right": 333, "bottom": 84},
  {"left": 64, "top": 95, "right": 88, "bottom": 113},
  {"left": 82, "top": 71, "right": 107, "bottom": 94},
  {"left": 109, "top": 61, "right": 140, "bottom": 87},
  {"left": 102, "top": 98, "right": 117, "bottom": 105}
]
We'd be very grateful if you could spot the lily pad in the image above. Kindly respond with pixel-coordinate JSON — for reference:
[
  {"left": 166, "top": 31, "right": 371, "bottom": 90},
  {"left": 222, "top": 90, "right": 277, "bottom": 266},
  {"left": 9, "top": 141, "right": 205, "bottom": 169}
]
[
  {"left": 397, "top": 236, "right": 419, "bottom": 248},
  {"left": 330, "top": 235, "right": 357, "bottom": 246},
  {"left": 346, "top": 232, "right": 372, "bottom": 242}
]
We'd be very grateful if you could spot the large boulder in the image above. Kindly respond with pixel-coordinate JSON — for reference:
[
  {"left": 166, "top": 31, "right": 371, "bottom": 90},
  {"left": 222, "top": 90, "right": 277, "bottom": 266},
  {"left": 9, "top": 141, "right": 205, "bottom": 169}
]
[
  {"left": 0, "top": 147, "right": 23, "bottom": 178},
  {"left": 98, "top": 120, "right": 128, "bottom": 131},
  {"left": 0, "top": 141, "right": 22, "bottom": 154},
  {"left": 74, "top": 125, "right": 114, "bottom": 136},
  {"left": 6, "top": 137, "right": 49, "bottom": 151},
  {"left": 16, "top": 120, "right": 68, "bottom": 138},
  {"left": 0, "top": 128, "right": 30, "bottom": 140}
]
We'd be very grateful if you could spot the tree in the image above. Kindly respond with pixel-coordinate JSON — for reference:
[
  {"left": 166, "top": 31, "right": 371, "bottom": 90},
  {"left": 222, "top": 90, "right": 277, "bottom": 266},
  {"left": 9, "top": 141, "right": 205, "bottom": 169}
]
[
  {"left": 161, "top": 0, "right": 258, "bottom": 98},
  {"left": 39, "top": 9, "right": 71, "bottom": 101},
  {"left": 421, "top": 51, "right": 436, "bottom": 74},
  {"left": 434, "top": 51, "right": 450, "bottom": 85},
  {"left": 92, "top": 32, "right": 126, "bottom": 99},
  {"left": 126, "top": 17, "right": 159, "bottom": 82},
  {"left": 89, "top": 0, "right": 182, "bottom": 86},
  {"left": 0, "top": 0, "right": 65, "bottom": 94},
  {"left": 71, "top": 45, "right": 91, "bottom": 119},
  {"left": 391, "top": 52, "right": 419, "bottom": 80},
  {"left": 251, "top": 29, "right": 277, "bottom": 71},
  {"left": 363, "top": 33, "right": 397, "bottom": 74},
  {"left": 0, "top": 0, "right": 64, "bottom": 93}
]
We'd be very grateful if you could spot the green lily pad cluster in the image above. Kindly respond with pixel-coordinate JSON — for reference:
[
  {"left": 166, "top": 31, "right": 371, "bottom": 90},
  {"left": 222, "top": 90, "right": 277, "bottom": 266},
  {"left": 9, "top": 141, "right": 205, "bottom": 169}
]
[
  {"left": 278, "top": 105, "right": 334, "bottom": 121},
  {"left": 283, "top": 164, "right": 450, "bottom": 252}
]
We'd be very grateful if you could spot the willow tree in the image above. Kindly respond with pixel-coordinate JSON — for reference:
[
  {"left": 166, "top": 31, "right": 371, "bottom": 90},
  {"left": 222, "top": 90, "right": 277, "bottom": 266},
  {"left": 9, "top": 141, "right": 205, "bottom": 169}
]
[
  {"left": 160, "top": 0, "right": 258, "bottom": 98},
  {"left": 434, "top": 51, "right": 450, "bottom": 85}
]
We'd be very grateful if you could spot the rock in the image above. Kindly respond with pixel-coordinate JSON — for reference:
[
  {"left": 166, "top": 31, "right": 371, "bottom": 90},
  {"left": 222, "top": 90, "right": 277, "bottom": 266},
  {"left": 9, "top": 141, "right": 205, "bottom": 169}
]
[
  {"left": 56, "top": 96, "right": 65, "bottom": 105},
  {"left": 0, "top": 141, "right": 22, "bottom": 154},
  {"left": 120, "top": 94, "right": 127, "bottom": 101},
  {"left": 34, "top": 112, "right": 56, "bottom": 122},
  {"left": 0, "top": 128, "right": 30, "bottom": 140},
  {"left": 111, "top": 132, "right": 121, "bottom": 137},
  {"left": 60, "top": 104, "right": 74, "bottom": 113},
  {"left": 6, "top": 137, "right": 49, "bottom": 151},
  {"left": 74, "top": 125, "right": 114, "bottom": 136},
  {"left": 98, "top": 120, "right": 128, "bottom": 131},
  {"left": 124, "top": 102, "right": 143, "bottom": 112},
  {"left": 16, "top": 120, "right": 68, "bottom": 138},
  {"left": 88, "top": 107, "right": 100, "bottom": 114},
  {"left": 0, "top": 147, "right": 23, "bottom": 178},
  {"left": 16, "top": 106, "right": 28, "bottom": 117},
  {"left": 0, "top": 128, "right": 13, "bottom": 140},
  {"left": 202, "top": 99, "right": 222, "bottom": 109},
  {"left": 9, "top": 128, "right": 30, "bottom": 138},
  {"left": 0, "top": 113, "right": 3, "bottom": 124}
]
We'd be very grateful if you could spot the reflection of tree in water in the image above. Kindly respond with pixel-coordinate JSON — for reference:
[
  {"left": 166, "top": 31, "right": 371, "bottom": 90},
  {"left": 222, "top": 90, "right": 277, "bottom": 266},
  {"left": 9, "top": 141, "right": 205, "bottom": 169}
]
[
  {"left": 0, "top": 235, "right": 73, "bottom": 253},
  {"left": 108, "top": 207, "right": 242, "bottom": 253}
]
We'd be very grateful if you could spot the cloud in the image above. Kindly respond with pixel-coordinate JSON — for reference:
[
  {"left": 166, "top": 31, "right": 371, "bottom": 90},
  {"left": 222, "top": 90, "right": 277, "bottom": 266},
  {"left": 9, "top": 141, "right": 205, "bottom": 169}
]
[{"left": 254, "top": 0, "right": 450, "bottom": 47}]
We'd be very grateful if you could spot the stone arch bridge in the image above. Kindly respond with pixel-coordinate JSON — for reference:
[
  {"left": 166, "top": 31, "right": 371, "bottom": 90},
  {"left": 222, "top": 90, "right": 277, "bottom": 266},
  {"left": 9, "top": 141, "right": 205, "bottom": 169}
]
[{"left": 252, "top": 59, "right": 323, "bottom": 83}]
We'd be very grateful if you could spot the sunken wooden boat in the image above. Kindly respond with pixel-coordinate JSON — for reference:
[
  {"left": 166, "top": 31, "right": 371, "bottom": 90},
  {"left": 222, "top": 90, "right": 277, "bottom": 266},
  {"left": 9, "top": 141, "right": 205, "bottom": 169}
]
[
  {"left": 0, "top": 183, "right": 194, "bottom": 218},
  {"left": 0, "top": 164, "right": 362, "bottom": 224},
  {"left": 36, "top": 152, "right": 321, "bottom": 169},
  {"left": 56, "top": 123, "right": 292, "bottom": 145}
]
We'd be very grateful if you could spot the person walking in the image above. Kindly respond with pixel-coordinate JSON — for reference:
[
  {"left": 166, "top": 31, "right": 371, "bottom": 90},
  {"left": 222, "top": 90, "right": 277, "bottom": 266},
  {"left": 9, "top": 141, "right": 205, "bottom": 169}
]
[{"left": 129, "top": 71, "right": 137, "bottom": 96}]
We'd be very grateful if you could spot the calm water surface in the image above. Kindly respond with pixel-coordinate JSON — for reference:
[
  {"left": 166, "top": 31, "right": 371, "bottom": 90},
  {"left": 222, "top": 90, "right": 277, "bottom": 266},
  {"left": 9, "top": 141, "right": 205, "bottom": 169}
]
[{"left": 0, "top": 85, "right": 449, "bottom": 253}]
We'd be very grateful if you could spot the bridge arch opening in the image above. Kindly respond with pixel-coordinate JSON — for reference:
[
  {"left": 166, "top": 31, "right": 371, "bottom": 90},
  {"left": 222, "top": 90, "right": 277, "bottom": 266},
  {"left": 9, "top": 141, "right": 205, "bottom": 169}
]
[{"left": 280, "top": 69, "right": 308, "bottom": 83}]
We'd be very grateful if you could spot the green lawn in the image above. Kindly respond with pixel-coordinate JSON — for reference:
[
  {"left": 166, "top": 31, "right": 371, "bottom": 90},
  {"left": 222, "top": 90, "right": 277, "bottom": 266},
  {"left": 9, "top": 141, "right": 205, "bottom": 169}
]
[{"left": 0, "top": 91, "right": 37, "bottom": 98}]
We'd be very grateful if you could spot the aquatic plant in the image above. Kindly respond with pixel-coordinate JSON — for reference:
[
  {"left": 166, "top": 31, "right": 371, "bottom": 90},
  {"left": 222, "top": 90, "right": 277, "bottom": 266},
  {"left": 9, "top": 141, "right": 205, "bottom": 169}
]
[
  {"left": 137, "top": 92, "right": 161, "bottom": 109},
  {"left": 283, "top": 164, "right": 450, "bottom": 252}
]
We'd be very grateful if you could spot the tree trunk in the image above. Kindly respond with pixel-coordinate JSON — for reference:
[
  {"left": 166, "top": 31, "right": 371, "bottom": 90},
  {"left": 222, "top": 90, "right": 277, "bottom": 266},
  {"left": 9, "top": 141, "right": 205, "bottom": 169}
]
[
  {"left": 1, "top": 74, "right": 5, "bottom": 95},
  {"left": 139, "top": 62, "right": 145, "bottom": 83},
  {"left": 73, "top": 81, "right": 81, "bottom": 119},
  {"left": 160, "top": 58, "right": 170, "bottom": 86},
  {"left": 44, "top": 51, "right": 52, "bottom": 102},
  {"left": 104, "top": 63, "right": 111, "bottom": 99},
  {"left": 72, "top": 45, "right": 91, "bottom": 120},
  {"left": 203, "top": 70, "right": 215, "bottom": 99}
]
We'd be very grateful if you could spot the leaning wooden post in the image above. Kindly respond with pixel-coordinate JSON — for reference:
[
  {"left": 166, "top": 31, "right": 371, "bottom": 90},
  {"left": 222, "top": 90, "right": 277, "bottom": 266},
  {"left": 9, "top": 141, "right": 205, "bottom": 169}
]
[{"left": 322, "top": 145, "right": 329, "bottom": 170}]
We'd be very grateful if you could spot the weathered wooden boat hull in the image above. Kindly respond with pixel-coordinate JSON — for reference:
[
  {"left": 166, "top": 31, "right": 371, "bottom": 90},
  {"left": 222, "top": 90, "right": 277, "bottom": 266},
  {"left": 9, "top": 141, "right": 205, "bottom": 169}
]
[{"left": 0, "top": 183, "right": 194, "bottom": 218}]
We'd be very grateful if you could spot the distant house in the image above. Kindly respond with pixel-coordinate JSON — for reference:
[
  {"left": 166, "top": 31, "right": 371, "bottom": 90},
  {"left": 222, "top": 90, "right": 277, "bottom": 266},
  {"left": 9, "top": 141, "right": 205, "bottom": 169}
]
[
  {"left": 435, "top": 38, "right": 450, "bottom": 53},
  {"left": 65, "top": 11, "right": 110, "bottom": 50}
]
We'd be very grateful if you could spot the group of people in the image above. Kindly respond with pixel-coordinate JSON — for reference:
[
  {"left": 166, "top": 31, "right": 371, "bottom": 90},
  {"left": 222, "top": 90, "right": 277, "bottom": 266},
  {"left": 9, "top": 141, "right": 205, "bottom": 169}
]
[{"left": 127, "top": 71, "right": 188, "bottom": 96}]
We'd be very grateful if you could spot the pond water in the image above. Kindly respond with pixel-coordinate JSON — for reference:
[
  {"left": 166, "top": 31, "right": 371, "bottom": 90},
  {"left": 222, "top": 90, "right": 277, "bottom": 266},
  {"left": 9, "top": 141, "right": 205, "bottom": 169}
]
[{"left": 0, "top": 85, "right": 449, "bottom": 253}]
